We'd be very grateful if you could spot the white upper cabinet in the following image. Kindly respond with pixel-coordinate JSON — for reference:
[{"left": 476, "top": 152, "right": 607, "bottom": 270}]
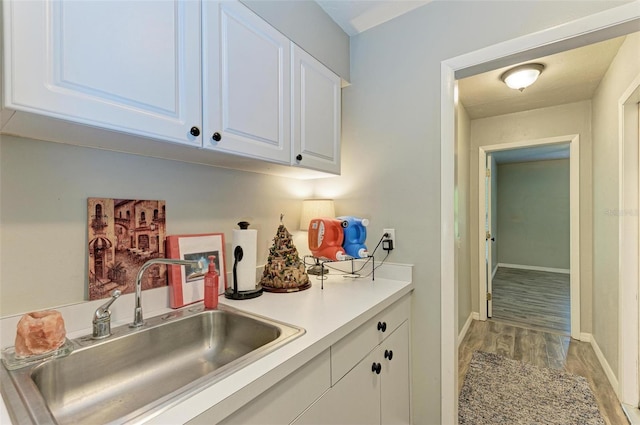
[
  {"left": 203, "top": 1, "right": 291, "bottom": 164},
  {"left": 2, "top": 0, "right": 341, "bottom": 177},
  {"left": 292, "top": 45, "right": 341, "bottom": 174},
  {"left": 3, "top": 0, "right": 202, "bottom": 146}
]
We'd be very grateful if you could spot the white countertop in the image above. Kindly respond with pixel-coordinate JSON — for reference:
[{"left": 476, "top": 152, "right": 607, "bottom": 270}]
[{"left": 1, "top": 262, "right": 413, "bottom": 424}]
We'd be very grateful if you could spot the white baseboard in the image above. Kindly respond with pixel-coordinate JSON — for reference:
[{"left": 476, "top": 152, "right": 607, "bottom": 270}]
[
  {"left": 492, "top": 264, "right": 498, "bottom": 279},
  {"left": 458, "top": 312, "right": 479, "bottom": 347},
  {"left": 622, "top": 404, "right": 640, "bottom": 424},
  {"left": 581, "top": 332, "right": 620, "bottom": 398},
  {"left": 579, "top": 332, "right": 592, "bottom": 342},
  {"left": 497, "top": 263, "right": 570, "bottom": 274}
]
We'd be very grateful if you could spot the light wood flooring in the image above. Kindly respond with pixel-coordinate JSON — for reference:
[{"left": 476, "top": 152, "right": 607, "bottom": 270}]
[
  {"left": 459, "top": 320, "right": 629, "bottom": 425},
  {"left": 492, "top": 267, "right": 570, "bottom": 334}
]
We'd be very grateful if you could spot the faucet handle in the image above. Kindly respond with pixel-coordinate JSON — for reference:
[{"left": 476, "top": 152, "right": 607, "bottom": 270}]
[
  {"left": 95, "top": 289, "right": 121, "bottom": 319},
  {"left": 92, "top": 289, "right": 121, "bottom": 339}
]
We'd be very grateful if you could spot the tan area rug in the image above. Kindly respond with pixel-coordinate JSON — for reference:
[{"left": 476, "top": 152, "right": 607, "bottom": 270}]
[{"left": 459, "top": 351, "right": 605, "bottom": 425}]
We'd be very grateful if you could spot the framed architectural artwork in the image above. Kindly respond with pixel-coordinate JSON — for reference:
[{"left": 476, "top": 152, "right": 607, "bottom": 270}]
[
  {"left": 87, "top": 198, "right": 166, "bottom": 300},
  {"left": 166, "top": 233, "right": 227, "bottom": 308}
]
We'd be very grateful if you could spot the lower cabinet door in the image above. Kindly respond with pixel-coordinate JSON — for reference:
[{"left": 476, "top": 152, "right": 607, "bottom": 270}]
[
  {"left": 213, "top": 350, "right": 330, "bottom": 425},
  {"left": 292, "top": 349, "right": 381, "bottom": 425},
  {"left": 381, "top": 321, "right": 410, "bottom": 425}
]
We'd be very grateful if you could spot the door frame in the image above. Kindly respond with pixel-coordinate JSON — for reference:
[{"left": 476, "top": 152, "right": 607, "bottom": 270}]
[
  {"left": 485, "top": 154, "right": 494, "bottom": 318},
  {"left": 477, "top": 135, "right": 580, "bottom": 342},
  {"left": 618, "top": 73, "right": 640, "bottom": 408},
  {"left": 440, "top": 3, "right": 640, "bottom": 423}
]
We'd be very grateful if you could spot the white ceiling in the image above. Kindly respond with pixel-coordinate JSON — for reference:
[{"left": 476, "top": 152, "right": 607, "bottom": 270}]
[
  {"left": 316, "top": 1, "right": 630, "bottom": 163},
  {"left": 315, "top": 0, "right": 430, "bottom": 36},
  {"left": 458, "top": 36, "right": 626, "bottom": 119}
]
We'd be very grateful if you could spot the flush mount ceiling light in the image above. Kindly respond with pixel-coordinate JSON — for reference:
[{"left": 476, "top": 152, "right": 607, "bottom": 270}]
[{"left": 500, "top": 63, "right": 545, "bottom": 92}]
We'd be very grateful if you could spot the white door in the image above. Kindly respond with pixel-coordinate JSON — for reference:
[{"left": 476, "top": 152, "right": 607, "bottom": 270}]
[
  {"left": 291, "top": 45, "right": 341, "bottom": 174},
  {"left": 4, "top": 0, "right": 202, "bottom": 146},
  {"left": 293, "top": 349, "right": 381, "bottom": 425},
  {"left": 381, "top": 322, "right": 410, "bottom": 425},
  {"left": 203, "top": 1, "right": 291, "bottom": 164},
  {"left": 485, "top": 154, "right": 494, "bottom": 317}
]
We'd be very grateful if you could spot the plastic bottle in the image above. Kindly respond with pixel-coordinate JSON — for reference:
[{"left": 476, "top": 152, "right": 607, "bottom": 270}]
[
  {"left": 204, "top": 255, "right": 219, "bottom": 309},
  {"left": 308, "top": 218, "right": 347, "bottom": 261},
  {"left": 338, "top": 216, "right": 370, "bottom": 258}
]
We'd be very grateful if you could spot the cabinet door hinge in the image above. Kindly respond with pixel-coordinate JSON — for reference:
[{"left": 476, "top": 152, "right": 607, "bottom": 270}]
[
  {"left": 486, "top": 292, "right": 492, "bottom": 301},
  {"left": 486, "top": 168, "right": 491, "bottom": 177}
]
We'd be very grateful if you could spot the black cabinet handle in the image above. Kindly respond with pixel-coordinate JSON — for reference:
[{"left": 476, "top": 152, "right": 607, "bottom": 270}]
[
  {"left": 212, "top": 132, "right": 221, "bottom": 142},
  {"left": 377, "top": 321, "right": 387, "bottom": 332},
  {"left": 371, "top": 362, "right": 381, "bottom": 374},
  {"left": 190, "top": 126, "right": 200, "bottom": 137},
  {"left": 384, "top": 349, "right": 393, "bottom": 360},
  {"left": 296, "top": 154, "right": 303, "bottom": 161}
]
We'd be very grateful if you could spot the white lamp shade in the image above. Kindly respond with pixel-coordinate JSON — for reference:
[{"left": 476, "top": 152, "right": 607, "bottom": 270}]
[
  {"left": 300, "top": 199, "right": 335, "bottom": 230},
  {"left": 501, "top": 63, "right": 544, "bottom": 91}
]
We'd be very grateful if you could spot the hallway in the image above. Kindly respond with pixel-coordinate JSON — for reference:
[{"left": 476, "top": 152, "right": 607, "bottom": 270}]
[
  {"left": 491, "top": 267, "right": 570, "bottom": 334},
  {"left": 458, "top": 320, "right": 628, "bottom": 424}
]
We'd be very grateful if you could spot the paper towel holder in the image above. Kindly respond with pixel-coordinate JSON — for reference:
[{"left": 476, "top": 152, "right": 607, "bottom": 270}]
[{"left": 225, "top": 222, "right": 263, "bottom": 300}]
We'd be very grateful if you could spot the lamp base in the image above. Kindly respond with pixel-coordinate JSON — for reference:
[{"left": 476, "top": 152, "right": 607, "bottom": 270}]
[{"left": 307, "top": 264, "right": 328, "bottom": 276}]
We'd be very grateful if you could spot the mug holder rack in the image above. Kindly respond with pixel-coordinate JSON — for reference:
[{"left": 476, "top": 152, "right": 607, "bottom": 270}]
[{"left": 303, "top": 255, "right": 375, "bottom": 289}]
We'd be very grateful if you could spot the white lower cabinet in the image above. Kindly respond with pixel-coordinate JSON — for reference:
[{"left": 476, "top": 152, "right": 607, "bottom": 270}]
[
  {"left": 380, "top": 321, "right": 411, "bottom": 424},
  {"left": 293, "top": 348, "right": 381, "bottom": 425},
  {"left": 293, "top": 321, "right": 410, "bottom": 425},
  {"left": 201, "top": 296, "right": 411, "bottom": 425},
  {"left": 189, "top": 350, "right": 331, "bottom": 425}
]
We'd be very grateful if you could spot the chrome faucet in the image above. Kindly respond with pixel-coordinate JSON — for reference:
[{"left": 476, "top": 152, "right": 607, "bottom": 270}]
[
  {"left": 130, "top": 258, "right": 203, "bottom": 328},
  {"left": 92, "top": 289, "right": 121, "bottom": 339}
]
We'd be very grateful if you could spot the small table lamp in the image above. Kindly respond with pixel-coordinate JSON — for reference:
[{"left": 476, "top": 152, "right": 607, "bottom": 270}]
[{"left": 300, "top": 199, "right": 335, "bottom": 275}]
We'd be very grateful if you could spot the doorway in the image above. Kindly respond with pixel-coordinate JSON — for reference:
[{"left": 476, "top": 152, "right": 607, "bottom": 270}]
[
  {"left": 483, "top": 145, "right": 572, "bottom": 335},
  {"left": 478, "top": 136, "right": 580, "bottom": 339},
  {"left": 441, "top": 8, "right": 640, "bottom": 423}
]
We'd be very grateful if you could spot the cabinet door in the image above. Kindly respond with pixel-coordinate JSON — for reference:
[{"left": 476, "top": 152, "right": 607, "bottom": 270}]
[
  {"left": 293, "top": 349, "right": 380, "bottom": 425},
  {"left": 191, "top": 350, "right": 331, "bottom": 425},
  {"left": 203, "top": 1, "right": 291, "bottom": 164},
  {"left": 3, "top": 0, "right": 202, "bottom": 146},
  {"left": 291, "top": 45, "right": 341, "bottom": 174},
  {"left": 332, "top": 295, "right": 410, "bottom": 385},
  {"left": 381, "top": 321, "right": 410, "bottom": 425}
]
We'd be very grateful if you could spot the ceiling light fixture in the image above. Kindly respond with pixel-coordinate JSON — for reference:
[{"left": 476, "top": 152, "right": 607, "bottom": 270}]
[{"left": 500, "top": 63, "right": 545, "bottom": 92}]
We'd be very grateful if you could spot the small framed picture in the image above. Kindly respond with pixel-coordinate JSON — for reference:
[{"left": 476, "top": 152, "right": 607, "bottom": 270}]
[{"left": 166, "top": 233, "right": 227, "bottom": 308}]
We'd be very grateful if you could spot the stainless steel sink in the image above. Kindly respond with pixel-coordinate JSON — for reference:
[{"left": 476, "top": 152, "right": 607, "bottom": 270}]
[{"left": 1, "top": 304, "right": 304, "bottom": 424}]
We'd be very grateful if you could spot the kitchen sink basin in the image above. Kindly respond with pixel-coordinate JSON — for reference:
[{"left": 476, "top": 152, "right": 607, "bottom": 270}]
[{"left": 1, "top": 304, "right": 304, "bottom": 424}]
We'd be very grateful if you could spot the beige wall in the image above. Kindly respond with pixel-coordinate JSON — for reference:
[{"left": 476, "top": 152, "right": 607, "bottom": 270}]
[
  {"left": 0, "top": 135, "right": 314, "bottom": 314},
  {"left": 592, "top": 32, "right": 640, "bottom": 375},
  {"left": 457, "top": 104, "right": 472, "bottom": 333},
  {"left": 468, "top": 101, "right": 593, "bottom": 333},
  {"left": 313, "top": 2, "right": 620, "bottom": 422},
  {"left": 496, "top": 159, "right": 571, "bottom": 269}
]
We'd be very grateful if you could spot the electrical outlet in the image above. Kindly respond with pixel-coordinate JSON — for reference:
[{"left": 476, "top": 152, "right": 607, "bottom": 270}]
[{"left": 383, "top": 228, "right": 395, "bottom": 250}]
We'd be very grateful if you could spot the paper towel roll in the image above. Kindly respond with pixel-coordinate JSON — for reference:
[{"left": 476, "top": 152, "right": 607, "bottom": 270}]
[{"left": 232, "top": 228, "right": 258, "bottom": 291}]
